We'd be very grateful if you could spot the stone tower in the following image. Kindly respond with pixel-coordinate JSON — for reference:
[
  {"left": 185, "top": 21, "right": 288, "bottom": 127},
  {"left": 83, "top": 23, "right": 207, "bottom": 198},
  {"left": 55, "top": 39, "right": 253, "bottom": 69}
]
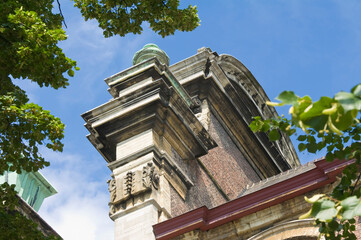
[{"left": 82, "top": 44, "right": 299, "bottom": 240}]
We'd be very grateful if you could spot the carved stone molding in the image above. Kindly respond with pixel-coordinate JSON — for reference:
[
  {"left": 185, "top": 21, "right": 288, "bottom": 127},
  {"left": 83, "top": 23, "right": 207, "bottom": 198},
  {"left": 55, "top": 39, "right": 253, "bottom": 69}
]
[
  {"left": 88, "top": 134, "right": 104, "bottom": 149},
  {"left": 108, "top": 162, "right": 160, "bottom": 215}
]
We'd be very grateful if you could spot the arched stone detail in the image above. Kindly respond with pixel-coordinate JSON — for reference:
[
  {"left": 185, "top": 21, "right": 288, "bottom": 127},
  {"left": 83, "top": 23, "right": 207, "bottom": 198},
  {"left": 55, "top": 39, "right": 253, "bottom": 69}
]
[
  {"left": 217, "top": 54, "right": 277, "bottom": 121},
  {"left": 216, "top": 54, "right": 300, "bottom": 169},
  {"left": 248, "top": 219, "right": 320, "bottom": 240}
]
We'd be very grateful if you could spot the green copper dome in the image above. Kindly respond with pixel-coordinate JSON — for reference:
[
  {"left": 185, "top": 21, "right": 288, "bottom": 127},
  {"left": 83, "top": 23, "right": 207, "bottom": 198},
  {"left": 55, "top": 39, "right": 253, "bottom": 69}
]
[{"left": 132, "top": 43, "right": 170, "bottom": 66}]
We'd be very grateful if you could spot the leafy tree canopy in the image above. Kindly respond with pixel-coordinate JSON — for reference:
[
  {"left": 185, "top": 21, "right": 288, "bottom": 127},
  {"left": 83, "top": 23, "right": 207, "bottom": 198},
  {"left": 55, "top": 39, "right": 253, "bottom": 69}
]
[
  {"left": 1, "top": 0, "right": 78, "bottom": 238},
  {"left": 1, "top": 0, "right": 199, "bottom": 238},
  {"left": 0, "top": 0, "right": 76, "bottom": 176},
  {"left": 73, "top": 0, "right": 200, "bottom": 37},
  {"left": 250, "top": 83, "right": 361, "bottom": 240}
]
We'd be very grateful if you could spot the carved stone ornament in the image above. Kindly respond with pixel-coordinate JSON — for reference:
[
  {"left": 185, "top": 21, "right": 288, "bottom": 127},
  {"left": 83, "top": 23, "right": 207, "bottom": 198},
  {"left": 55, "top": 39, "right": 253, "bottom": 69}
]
[
  {"left": 124, "top": 171, "right": 133, "bottom": 198},
  {"left": 191, "top": 96, "right": 202, "bottom": 114},
  {"left": 109, "top": 204, "right": 116, "bottom": 216},
  {"left": 143, "top": 162, "right": 160, "bottom": 190},
  {"left": 107, "top": 178, "right": 117, "bottom": 202},
  {"left": 108, "top": 162, "right": 160, "bottom": 215}
]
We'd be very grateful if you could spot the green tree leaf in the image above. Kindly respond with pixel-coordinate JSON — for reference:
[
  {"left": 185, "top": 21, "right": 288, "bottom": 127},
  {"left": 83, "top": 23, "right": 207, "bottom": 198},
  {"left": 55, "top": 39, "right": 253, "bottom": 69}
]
[
  {"left": 351, "top": 84, "right": 361, "bottom": 97},
  {"left": 335, "top": 92, "right": 361, "bottom": 112},
  {"left": 68, "top": 69, "right": 75, "bottom": 77},
  {"left": 298, "top": 143, "right": 307, "bottom": 152},
  {"left": 249, "top": 117, "right": 263, "bottom": 132},
  {"left": 300, "top": 96, "right": 333, "bottom": 121},
  {"left": 341, "top": 196, "right": 361, "bottom": 220},
  {"left": 275, "top": 91, "right": 299, "bottom": 105},
  {"left": 311, "top": 199, "right": 338, "bottom": 222},
  {"left": 333, "top": 109, "right": 358, "bottom": 131},
  {"left": 269, "top": 129, "right": 280, "bottom": 141},
  {"left": 297, "top": 135, "right": 307, "bottom": 141},
  {"left": 249, "top": 83, "right": 361, "bottom": 239}
]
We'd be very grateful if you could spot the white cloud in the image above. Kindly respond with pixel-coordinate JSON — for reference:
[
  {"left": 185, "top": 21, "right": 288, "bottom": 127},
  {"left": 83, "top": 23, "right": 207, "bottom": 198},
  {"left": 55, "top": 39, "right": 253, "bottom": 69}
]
[
  {"left": 54, "top": 16, "right": 155, "bottom": 108},
  {"left": 61, "top": 15, "right": 153, "bottom": 69},
  {"left": 38, "top": 149, "right": 113, "bottom": 240}
]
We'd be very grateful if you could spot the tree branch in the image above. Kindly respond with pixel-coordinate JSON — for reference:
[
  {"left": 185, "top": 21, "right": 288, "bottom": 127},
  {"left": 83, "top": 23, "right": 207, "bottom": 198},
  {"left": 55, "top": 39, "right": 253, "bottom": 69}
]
[{"left": 56, "top": 0, "right": 67, "bottom": 28}]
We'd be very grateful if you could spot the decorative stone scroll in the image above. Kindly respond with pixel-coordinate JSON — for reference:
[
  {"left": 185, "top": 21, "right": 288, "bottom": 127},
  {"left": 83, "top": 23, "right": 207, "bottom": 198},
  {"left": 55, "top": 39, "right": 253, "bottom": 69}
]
[
  {"left": 108, "top": 178, "right": 116, "bottom": 202},
  {"left": 143, "top": 162, "right": 160, "bottom": 190},
  {"left": 107, "top": 162, "right": 160, "bottom": 215}
]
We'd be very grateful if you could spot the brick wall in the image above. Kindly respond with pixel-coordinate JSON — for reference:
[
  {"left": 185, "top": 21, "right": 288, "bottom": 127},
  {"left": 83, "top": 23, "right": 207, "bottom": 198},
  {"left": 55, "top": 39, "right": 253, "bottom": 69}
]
[
  {"left": 198, "top": 113, "right": 260, "bottom": 200},
  {"left": 169, "top": 112, "right": 262, "bottom": 217}
]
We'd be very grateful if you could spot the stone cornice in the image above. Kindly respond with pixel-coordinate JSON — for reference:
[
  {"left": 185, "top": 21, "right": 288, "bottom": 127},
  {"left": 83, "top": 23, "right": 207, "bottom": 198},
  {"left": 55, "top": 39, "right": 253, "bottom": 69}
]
[{"left": 82, "top": 59, "right": 217, "bottom": 164}]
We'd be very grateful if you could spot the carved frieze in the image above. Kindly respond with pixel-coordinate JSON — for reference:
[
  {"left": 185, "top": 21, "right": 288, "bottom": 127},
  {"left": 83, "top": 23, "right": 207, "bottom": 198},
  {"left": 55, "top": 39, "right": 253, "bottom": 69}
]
[{"left": 107, "top": 162, "right": 160, "bottom": 215}]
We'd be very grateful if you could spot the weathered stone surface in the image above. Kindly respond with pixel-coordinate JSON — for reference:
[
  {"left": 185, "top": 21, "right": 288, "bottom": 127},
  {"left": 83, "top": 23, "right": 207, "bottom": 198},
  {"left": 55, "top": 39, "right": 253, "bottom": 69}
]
[
  {"left": 83, "top": 45, "right": 303, "bottom": 240},
  {"left": 114, "top": 201, "right": 159, "bottom": 240},
  {"left": 171, "top": 47, "right": 300, "bottom": 176}
]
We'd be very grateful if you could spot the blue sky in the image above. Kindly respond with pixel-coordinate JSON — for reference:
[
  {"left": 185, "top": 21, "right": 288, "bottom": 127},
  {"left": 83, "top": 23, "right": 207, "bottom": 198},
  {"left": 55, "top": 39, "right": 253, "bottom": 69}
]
[{"left": 14, "top": 1, "right": 361, "bottom": 239}]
